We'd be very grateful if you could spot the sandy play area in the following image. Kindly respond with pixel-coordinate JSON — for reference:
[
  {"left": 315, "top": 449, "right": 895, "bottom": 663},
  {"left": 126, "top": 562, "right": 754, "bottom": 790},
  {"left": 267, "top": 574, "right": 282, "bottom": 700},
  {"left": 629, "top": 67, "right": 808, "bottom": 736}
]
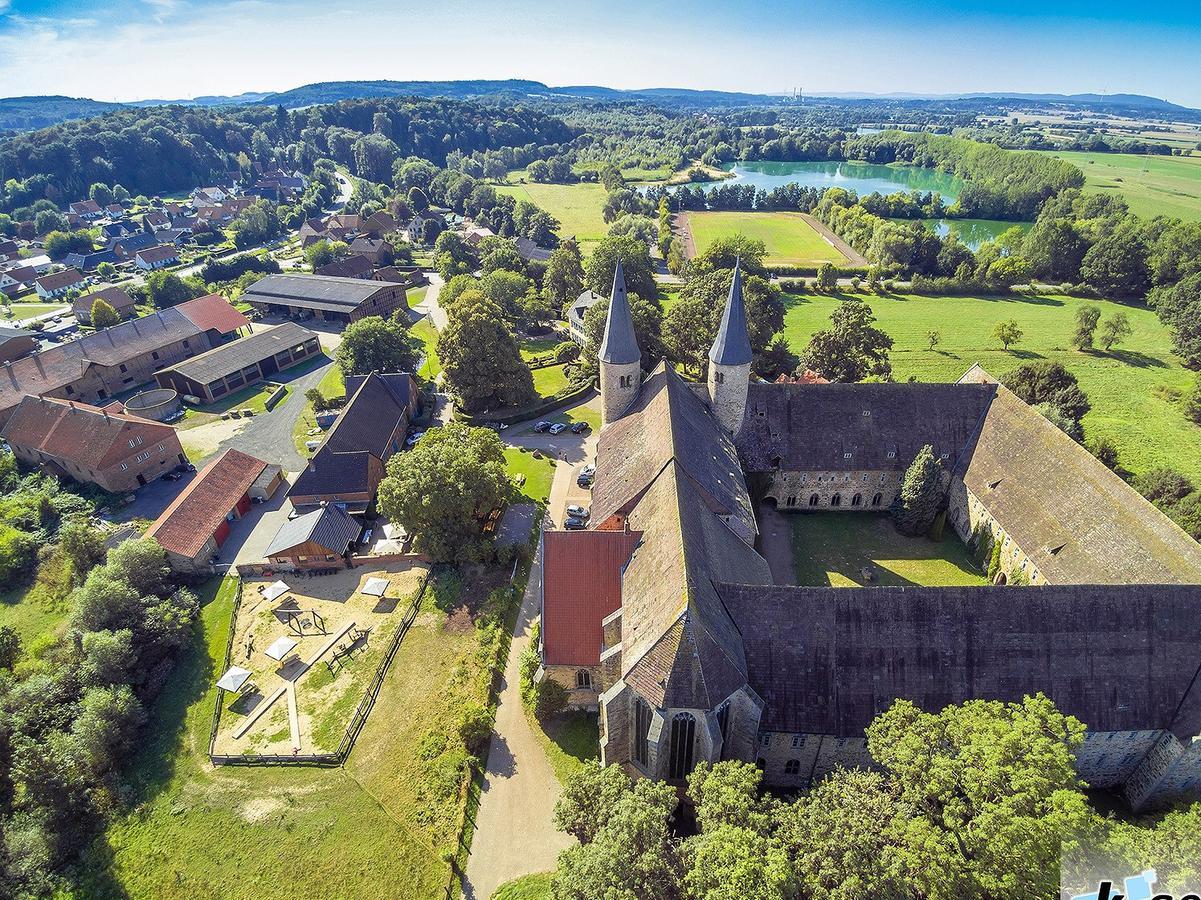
[{"left": 213, "top": 561, "right": 430, "bottom": 757}]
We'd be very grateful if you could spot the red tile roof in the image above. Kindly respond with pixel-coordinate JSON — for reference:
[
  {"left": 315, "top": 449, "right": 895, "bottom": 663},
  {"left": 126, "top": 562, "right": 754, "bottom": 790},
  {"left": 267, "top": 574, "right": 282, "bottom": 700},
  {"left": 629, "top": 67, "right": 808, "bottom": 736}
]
[
  {"left": 145, "top": 448, "right": 268, "bottom": 557},
  {"left": 541, "top": 528, "right": 641, "bottom": 666},
  {"left": 176, "top": 293, "right": 250, "bottom": 335}
]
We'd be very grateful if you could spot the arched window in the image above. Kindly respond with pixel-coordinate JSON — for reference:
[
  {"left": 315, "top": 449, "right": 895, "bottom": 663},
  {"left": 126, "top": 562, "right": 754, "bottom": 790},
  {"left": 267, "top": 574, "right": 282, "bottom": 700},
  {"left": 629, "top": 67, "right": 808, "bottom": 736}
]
[
  {"left": 786, "top": 495, "right": 796, "bottom": 507},
  {"left": 576, "top": 669, "right": 592, "bottom": 689},
  {"left": 809, "top": 493, "right": 819, "bottom": 507},
  {"left": 871, "top": 492, "right": 883, "bottom": 507},
  {"left": 619, "top": 374, "right": 631, "bottom": 389},
  {"left": 831, "top": 493, "right": 841, "bottom": 507},
  {"left": 634, "top": 698, "right": 652, "bottom": 767},
  {"left": 784, "top": 759, "right": 801, "bottom": 776},
  {"left": 851, "top": 493, "right": 862, "bottom": 507},
  {"left": 714, "top": 370, "right": 725, "bottom": 384},
  {"left": 716, "top": 703, "right": 730, "bottom": 756},
  {"left": 669, "top": 712, "right": 697, "bottom": 779}
]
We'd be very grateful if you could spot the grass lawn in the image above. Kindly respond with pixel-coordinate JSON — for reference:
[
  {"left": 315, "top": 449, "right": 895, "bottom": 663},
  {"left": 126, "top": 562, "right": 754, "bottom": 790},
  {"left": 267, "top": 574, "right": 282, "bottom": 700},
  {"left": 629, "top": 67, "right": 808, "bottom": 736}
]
[
  {"left": 5, "top": 302, "right": 67, "bottom": 321},
  {"left": 1034, "top": 150, "right": 1201, "bottom": 222},
  {"left": 406, "top": 284, "right": 429, "bottom": 308},
  {"left": 505, "top": 447, "right": 556, "bottom": 502},
  {"left": 781, "top": 290, "right": 1201, "bottom": 481},
  {"left": 81, "top": 570, "right": 495, "bottom": 899},
  {"left": 686, "top": 211, "right": 849, "bottom": 267},
  {"left": 412, "top": 318, "right": 441, "bottom": 380},
  {"left": 0, "top": 550, "right": 73, "bottom": 651},
  {"left": 531, "top": 364, "right": 571, "bottom": 400},
  {"left": 495, "top": 181, "right": 609, "bottom": 255},
  {"left": 531, "top": 710, "right": 599, "bottom": 784},
  {"left": 787, "top": 513, "right": 987, "bottom": 587},
  {"left": 492, "top": 872, "right": 553, "bottom": 900},
  {"left": 520, "top": 335, "right": 563, "bottom": 360},
  {"left": 547, "top": 397, "right": 601, "bottom": 433}
]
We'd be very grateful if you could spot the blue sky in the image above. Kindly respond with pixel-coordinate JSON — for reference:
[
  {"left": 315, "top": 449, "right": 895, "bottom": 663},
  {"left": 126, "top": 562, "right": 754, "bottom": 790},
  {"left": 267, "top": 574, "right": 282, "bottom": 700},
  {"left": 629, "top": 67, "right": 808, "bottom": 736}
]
[{"left": 1, "top": 0, "right": 1199, "bottom": 107}]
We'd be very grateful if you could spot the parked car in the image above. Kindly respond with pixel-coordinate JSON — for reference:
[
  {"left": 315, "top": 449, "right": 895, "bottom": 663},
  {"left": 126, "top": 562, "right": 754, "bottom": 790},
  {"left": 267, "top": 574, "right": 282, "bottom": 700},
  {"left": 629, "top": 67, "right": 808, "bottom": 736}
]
[
  {"left": 533, "top": 421, "right": 552, "bottom": 433},
  {"left": 571, "top": 422, "right": 590, "bottom": 434},
  {"left": 488, "top": 422, "right": 509, "bottom": 431},
  {"left": 161, "top": 471, "right": 181, "bottom": 482},
  {"left": 580, "top": 464, "right": 596, "bottom": 478},
  {"left": 577, "top": 473, "right": 594, "bottom": 488},
  {"left": 404, "top": 430, "right": 426, "bottom": 448},
  {"left": 566, "top": 504, "right": 590, "bottom": 519},
  {"left": 174, "top": 462, "right": 196, "bottom": 473},
  {"left": 549, "top": 423, "right": 567, "bottom": 435},
  {"left": 564, "top": 516, "right": 587, "bottom": 530}
]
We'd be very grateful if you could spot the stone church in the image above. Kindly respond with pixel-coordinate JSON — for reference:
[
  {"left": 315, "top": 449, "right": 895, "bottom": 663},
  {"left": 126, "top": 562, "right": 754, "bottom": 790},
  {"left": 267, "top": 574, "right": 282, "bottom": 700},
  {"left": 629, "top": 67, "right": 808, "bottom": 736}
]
[{"left": 539, "top": 261, "right": 1201, "bottom": 811}]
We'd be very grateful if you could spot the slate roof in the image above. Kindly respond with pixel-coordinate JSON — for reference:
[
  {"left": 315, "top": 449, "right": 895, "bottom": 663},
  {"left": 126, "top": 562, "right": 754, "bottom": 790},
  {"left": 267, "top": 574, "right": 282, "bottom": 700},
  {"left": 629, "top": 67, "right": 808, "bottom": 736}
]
[
  {"left": 242, "top": 274, "right": 395, "bottom": 314},
  {"left": 145, "top": 448, "right": 268, "bottom": 557},
  {"left": 598, "top": 261, "right": 639, "bottom": 365},
  {"left": 541, "top": 529, "right": 642, "bottom": 666},
  {"left": 342, "top": 372, "right": 415, "bottom": 411},
  {"left": 265, "top": 503, "right": 362, "bottom": 557},
  {"left": 1, "top": 395, "right": 175, "bottom": 470},
  {"left": 159, "top": 322, "right": 318, "bottom": 385},
  {"left": 113, "top": 233, "right": 159, "bottom": 255},
  {"left": 709, "top": 260, "right": 752, "bottom": 367},
  {"left": 716, "top": 582, "right": 1201, "bottom": 741},
  {"left": 175, "top": 293, "right": 249, "bottom": 336},
  {"left": 737, "top": 381, "right": 995, "bottom": 472}
]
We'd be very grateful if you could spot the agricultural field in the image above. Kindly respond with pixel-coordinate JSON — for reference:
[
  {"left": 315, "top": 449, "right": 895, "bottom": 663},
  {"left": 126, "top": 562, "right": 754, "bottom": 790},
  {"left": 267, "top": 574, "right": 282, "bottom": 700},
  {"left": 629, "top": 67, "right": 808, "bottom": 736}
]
[
  {"left": 786, "top": 513, "right": 988, "bottom": 587},
  {"left": 1035, "top": 150, "right": 1201, "bottom": 221},
  {"left": 495, "top": 180, "right": 609, "bottom": 255},
  {"left": 80, "top": 569, "right": 499, "bottom": 900},
  {"left": 685, "top": 211, "right": 849, "bottom": 266},
  {"left": 782, "top": 291, "right": 1201, "bottom": 480}
]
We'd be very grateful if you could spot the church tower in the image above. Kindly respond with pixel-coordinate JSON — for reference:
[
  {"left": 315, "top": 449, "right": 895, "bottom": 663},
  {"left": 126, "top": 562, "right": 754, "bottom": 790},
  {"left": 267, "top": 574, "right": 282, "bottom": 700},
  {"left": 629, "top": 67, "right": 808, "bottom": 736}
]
[
  {"left": 599, "top": 260, "right": 642, "bottom": 426},
  {"left": 707, "top": 259, "right": 752, "bottom": 435}
]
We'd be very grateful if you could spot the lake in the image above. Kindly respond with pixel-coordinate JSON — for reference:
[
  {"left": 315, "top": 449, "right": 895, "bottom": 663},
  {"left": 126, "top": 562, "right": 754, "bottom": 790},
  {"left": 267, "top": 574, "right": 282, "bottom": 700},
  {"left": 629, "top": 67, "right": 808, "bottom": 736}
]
[
  {"left": 696, "top": 160, "right": 965, "bottom": 201},
  {"left": 905, "top": 218, "right": 1030, "bottom": 250}
]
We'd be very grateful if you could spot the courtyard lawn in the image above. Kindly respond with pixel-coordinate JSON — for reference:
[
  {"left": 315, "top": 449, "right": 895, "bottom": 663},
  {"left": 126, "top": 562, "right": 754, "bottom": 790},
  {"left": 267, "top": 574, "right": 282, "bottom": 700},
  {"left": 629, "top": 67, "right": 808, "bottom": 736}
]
[
  {"left": 531, "top": 364, "right": 571, "bottom": 400},
  {"left": 787, "top": 513, "right": 988, "bottom": 587},
  {"left": 80, "top": 569, "right": 497, "bottom": 900},
  {"left": 782, "top": 290, "right": 1201, "bottom": 481},
  {"left": 532, "top": 711, "right": 600, "bottom": 784},
  {"left": 1034, "top": 150, "right": 1201, "bottom": 222},
  {"left": 495, "top": 181, "right": 609, "bottom": 255},
  {"left": 406, "top": 284, "right": 429, "bottom": 308},
  {"left": 412, "top": 318, "right": 441, "bottom": 380},
  {"left": 505, "top": 447, "right": 555, "bottom": 502},
  {"left": 686, "top": 211, "right": 849, "bottom": 267},
  {"left": 520, "top": 335, "right": 563, "bottom": 361}
]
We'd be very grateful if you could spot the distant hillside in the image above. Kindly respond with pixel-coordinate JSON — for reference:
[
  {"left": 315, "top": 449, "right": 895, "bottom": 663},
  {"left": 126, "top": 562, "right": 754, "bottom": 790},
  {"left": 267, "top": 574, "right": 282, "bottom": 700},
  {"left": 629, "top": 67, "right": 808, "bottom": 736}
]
[{"left": 0, "top": 95, "right": 125, "bottom": 133}]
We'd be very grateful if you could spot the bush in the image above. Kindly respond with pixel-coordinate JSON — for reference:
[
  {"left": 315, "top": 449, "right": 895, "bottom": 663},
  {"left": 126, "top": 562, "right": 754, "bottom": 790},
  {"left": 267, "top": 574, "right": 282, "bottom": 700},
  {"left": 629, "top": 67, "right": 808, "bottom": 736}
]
[
  {"left": 534, "top": 679, "right": 568, "bottom": 720},
  {"left": 458, "top": 702, "right": 494, "bottom": 758}
]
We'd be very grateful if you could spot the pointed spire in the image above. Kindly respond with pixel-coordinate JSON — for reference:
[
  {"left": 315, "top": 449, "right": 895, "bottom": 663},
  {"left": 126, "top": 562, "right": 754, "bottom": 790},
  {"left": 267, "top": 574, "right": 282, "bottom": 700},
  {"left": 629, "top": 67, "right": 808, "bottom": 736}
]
[
  {"left": 598, "top": 260, "right": 640, "bottom": 365},
  {"left": 709, "top": 258, "right": 752, "bottom": 367}
]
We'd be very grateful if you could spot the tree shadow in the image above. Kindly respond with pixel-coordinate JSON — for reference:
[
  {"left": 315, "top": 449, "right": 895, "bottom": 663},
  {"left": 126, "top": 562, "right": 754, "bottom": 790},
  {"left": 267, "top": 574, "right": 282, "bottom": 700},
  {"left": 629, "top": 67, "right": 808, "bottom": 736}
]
[
  {"left": 1006, "top": 349, "right": 1046, "bottom": 360},
  {"left": 1105, "top": 348, "right": 1168, "bottom": 369}
]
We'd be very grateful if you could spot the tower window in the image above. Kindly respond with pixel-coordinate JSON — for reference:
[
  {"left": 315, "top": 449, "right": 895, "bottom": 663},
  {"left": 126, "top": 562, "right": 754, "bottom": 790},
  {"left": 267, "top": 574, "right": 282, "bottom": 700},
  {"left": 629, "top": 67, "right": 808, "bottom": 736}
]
[{"left": 715, "top": 370, "right": 724, "bottom": 384}]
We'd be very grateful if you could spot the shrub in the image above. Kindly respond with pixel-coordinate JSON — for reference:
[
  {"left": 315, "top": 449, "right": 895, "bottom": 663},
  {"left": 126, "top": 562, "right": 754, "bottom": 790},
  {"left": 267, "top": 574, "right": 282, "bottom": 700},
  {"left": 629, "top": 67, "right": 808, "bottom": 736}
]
[{"left": 458, "top": 702, "right": 494, "bottom": 758}]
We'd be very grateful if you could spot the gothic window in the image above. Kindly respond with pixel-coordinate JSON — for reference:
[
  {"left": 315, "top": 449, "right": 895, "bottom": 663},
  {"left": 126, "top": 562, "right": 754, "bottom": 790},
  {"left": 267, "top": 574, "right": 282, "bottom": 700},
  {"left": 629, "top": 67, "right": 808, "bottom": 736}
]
[
  {"left": 576, "top": 670, "right": 592, "bottom": 689},
  {"left": 809, "top": 493, "right": 819, "bottom": 507},
  {"left": 872, "top": 492, "right": 883, "bottom": 507},
  {"left": 786, "top": 496, "right": 796, "bottom": 507},
  {"left": 784, "top": 759, "right": 801, "bottom": 776},
  {"left": 715, "top": 370, "right": 725, "bottom": 384},
  {"left": 716, "top": 703, "right": 730, "bottom": 754},
  {"left": 831, "top": 493, "right": 841, "bottom": 507},
  {"left": 634, "top": 697, "right": 652, "bottom": 767},
  {"left": 852, "top": 493, "right": 862, "bottom": 507},
  {"left": 669, "top": 713, "right": 697, "bottom": 779}
]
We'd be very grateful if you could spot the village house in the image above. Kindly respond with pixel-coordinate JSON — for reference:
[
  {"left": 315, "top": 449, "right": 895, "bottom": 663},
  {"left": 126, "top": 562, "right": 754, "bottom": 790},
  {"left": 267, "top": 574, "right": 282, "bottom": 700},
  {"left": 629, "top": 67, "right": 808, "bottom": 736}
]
[
  {"left": 264, "top": 502, "right": 362, "bottom": 571},
  {"left": 111, "top": 232, "right": 159, "bottom": 259},
  {"left": 135, "top": 245, "right": 181, "bottom": 271},
  {"left": 2, "top": 395, "right": 187, "bottom": 491},
  {"left": 568, "top": 289, "right": 603, "bottom": 344},
  {"left": 35, "top": 268, "right": 86, "bottom": 299},
  {"left": 72, "top": 287, "right": 138, "bottom": 325},
  {"left": 0, "top": 266, "right": 38, "bottom": 297},
  {"left": 316, "top": 254, "right": 374, "bottom": 280},
  {"left": 0, "top": 327, "right": 36, "bottom": 364},
  {"left": 145, "top": 447, "right": 283, "bottom": 573},
  {"left": 69, "top": 199, "right": 103, "bottom": 220}
]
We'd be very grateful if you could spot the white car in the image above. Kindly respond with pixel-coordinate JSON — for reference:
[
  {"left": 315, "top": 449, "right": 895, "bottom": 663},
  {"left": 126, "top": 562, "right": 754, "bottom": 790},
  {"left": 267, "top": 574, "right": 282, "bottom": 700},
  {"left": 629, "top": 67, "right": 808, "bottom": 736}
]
[
  {"left": 548, "top": 423, "right": 568, "bottom": 435},
  {"left": 566, "top": 505, "right": 590, "bottom": 519},
  {"left": 579, "top": 464, "right": 596, "bottom": 478}
]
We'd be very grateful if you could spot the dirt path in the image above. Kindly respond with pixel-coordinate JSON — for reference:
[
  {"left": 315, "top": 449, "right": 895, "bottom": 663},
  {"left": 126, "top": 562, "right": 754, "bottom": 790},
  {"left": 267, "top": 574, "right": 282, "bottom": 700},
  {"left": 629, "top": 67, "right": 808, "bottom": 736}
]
[
  {"left": 800, "top": 213, "right": 869, "bottom": 267},
  {"left": 673, "top": 211, "right": 697, "bottom": 260},
  {"left": 461, "top": 463, "right": 576, "bottom": 899}
]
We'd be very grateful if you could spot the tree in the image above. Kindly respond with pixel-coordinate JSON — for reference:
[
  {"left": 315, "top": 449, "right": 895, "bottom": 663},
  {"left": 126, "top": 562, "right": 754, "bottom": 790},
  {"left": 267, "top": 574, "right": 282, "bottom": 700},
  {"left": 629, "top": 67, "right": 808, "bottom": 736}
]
[
  {"left": 144, "top": 271, "right": 201, "bottom": 309},
  {"left": 1150, "top": 273, "right": 1201, "bottom": 368},
  {"left": 544, "top": 239, "right": 585, "bottom": 313},
  {"left": 683, "top": 825, "right": 794, "bottom": 900},
  {"left": 96, "top": 262, "right": 115, "bottom": 279},
  {"left": 687, "top": 761, "right": 773, "bottom": 835},
  {"left": 1021, "top": 217, "right": 1088, "bottom": 282},
  {"left": 1072, "top": 304, "right": 1101, "bottom": 350},
  {"left": 433, "top": 231, "right": 478, "bottom": 280},
  {"left": 376, "top": 423, "right": 509, "bottom": 562},
  {"left": 814, "top": 263, "right": 838, "bottom": 292},
  {"left": 993, "top": 319, "right": 1023, "bottom": 351},
  {"left": 663, "top": 269, "right": 784, "bottom": 374},
  {"left": 88, "top": 183, "right": 114, "bottom": 208},
  {"left": 59, "top": 519, "right": 106, "bottom": 579},
  {"left": 1080, "top": 228, "right": 1151, "bottom": 299},
  {"left": 0, "top": 624, "right": 20, "bottom": 669},
  {"left": 926, "top": 330, "right": 941, "bottom": 351},
  {"left": 303, "top": 239, "right": 348, "bottom": 271},
  {"left": 584, "top": 234, "right": 656, "bottom": 300},
  {"left": 437, "top": 290, "right": 535, "bottom": 412},
  {"left": 802, "top": 298, "right": 893, "bottom": 383},
  {"left": 1134, "top": 468, "right": 1195, "bottom": 506},
  {"left": 579, "top": 294, "right": 664, "bottom": 378},
  {"left": 89, "top": 298, "right": 121, "bottom": 330},
  {"left": 1003, "top": 361, "right": 1091, "bottom": 428},
  {"left": 334, "top": 315, "right": 420, "bottom": 376},
  {"left": 1098, "top": 312, "right": 1132, "bottom": 351},
  {"left": 1035, "top": 401, "right": 1083, "bottom": 442},
  {"left": 554, "top": 762, "right": 634, "bottom": 844},
  {"left": 890, "top": 444, "right": 945, "bottom": 536},
  {"left": 1184, "top": 377, "right": 1201, "bottom": 425}
]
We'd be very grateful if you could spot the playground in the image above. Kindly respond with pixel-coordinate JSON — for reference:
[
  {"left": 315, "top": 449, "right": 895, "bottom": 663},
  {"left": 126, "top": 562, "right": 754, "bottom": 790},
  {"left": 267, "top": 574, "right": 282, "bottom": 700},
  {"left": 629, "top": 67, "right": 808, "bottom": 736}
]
[{"left": 212, "top": 561, "right": 430, "bottom": 757}]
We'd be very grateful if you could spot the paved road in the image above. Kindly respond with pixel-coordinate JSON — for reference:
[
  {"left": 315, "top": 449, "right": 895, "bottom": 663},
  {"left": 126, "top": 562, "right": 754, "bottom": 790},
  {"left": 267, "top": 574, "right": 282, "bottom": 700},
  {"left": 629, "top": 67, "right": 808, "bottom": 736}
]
[
  {"left": 412, "top": 272, "right": 447, "bottom": 330},
  {"left": 461, "top": 461, "right": 578, "bottom": 900}
]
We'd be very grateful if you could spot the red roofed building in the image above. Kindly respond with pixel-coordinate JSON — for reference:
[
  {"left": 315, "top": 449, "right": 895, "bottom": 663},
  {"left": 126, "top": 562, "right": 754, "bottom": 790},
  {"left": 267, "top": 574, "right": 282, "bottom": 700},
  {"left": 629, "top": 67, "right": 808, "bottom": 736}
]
[
  {"left": 539, "top": 527, "right": 641, "bottom": 708},
  {"left": 145, "top": 448, "right": 284, "bottom": 573},
  {"left": 175, "top": 293, "right": 250, "bottom": 341},
  {"left": 1, "top": 395, "right": 187, "bottom": 491}
]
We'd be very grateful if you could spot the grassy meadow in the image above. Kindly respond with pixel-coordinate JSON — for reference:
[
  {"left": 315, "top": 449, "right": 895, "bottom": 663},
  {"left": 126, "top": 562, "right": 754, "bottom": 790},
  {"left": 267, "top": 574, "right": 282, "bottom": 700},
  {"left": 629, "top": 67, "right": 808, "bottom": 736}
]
[
  {"left": 80, "top": 570, "right": 495, "bottom": 900},
  {"left": 686, "top": 211, "right": 849, "bottom": 266},
  {"left": 1035, "top": 150, "right": 1201, "bottom": 221},
  {"left": 505, "top": 447, "right": 556, "bottom": 503},
  {"left": 782, "top": 290, "right": 1201, "bottom": 480},
  {"left": 495, "top": 180, "right": 609, "bottom": 255}
]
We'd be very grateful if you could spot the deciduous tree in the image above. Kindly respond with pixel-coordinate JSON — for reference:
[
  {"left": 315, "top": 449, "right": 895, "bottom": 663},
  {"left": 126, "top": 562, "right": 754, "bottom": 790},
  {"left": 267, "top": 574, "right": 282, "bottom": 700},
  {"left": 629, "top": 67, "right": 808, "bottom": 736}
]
[
  {"left": 801, "top": 298, "right": 893, "bottom": 382},
  {"left": 334, "top": 315, "right": 420, "bottom": 376}
]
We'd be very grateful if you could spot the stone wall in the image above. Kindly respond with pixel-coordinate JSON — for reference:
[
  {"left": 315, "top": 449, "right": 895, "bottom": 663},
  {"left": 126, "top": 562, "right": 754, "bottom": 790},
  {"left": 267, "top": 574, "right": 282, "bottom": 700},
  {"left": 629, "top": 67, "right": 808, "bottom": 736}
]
[
  {"left": 544, "top": 663, "right": 601, "bottom": 710},
  {"left": 947, "top": 481, "right": 1047, "bottom": 584},
  {"left": 764, "top": 469, "right": 901, "bottom": 512},
  {"left": 707, "top": 363, "right": 749, "bottom": 435},
  {"left": 599, "top": 360, "right": 641, "bottom": 426}
]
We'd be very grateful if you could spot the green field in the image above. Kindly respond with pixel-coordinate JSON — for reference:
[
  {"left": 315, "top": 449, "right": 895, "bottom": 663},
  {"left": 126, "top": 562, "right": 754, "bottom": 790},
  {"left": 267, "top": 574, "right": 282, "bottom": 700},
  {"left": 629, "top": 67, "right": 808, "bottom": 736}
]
[
  {"left": 4, "top": 302, "right": 67, "bottom": 322},
  {"left": 686, "top": 211, "right": 848, "bottom": 266},
  {"left": 782, "top": 291, "right": 1200, "bottom": 480},
  {"left": 495, "top": 181, "right": 609, "bottom": 255},
  {"left": 788, "top": 513, "right": 988, "bottom": 587},
  {"left": 531, "top": 363, "right": 571, "bottom": 399},
  {"left": 1035, "top": 151, "right": 1201, "bottom": 222},
  {"left": 81, "top": 571, "right": 490, "bottom": 899}
]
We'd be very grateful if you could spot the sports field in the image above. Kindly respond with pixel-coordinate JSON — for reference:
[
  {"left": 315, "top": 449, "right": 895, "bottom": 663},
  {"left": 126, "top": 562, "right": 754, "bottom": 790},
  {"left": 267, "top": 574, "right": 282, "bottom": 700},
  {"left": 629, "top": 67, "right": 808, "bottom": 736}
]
[
  {"left": 495, "top": 180, "right": 609, "bottom": 255},
  {"left": 782, "top": 291, "right": 1200, "bottom": 481},
  {"left": 1035, "top": 151, "right": 1201, "bottom": 222},
  {"left": 686, "top": 211, "right": 849, "bottom": 266}
]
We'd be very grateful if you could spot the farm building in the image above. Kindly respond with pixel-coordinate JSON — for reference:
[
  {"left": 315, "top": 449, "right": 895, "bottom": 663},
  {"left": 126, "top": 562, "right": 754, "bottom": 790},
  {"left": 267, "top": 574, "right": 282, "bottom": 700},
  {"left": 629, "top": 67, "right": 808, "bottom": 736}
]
[
  {"left": 154, "top": 321, "right": 321, "bottom": 403},
  {"left": 145, "top": 448, "right": 283, "bottom": 573},
  {"left": 0, "top": 326, "right": 36, "bottom": 364},
  {"left": 73, "top": 287, "right": 137, "bottom": 324},
  {"left": 264, "top": 502, "right": 362, "bottom": 571},
  {"left": 241, "top": 274, "right": 407, "bottom": 324}
]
